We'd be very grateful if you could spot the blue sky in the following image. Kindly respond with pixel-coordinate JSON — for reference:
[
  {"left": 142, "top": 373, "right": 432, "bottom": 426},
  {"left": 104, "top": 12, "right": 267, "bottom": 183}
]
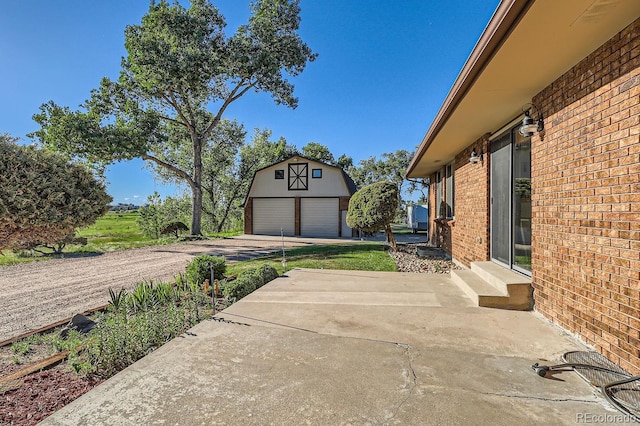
[{"left": 0, "top": 0, "right": 499, "bottom": 204}]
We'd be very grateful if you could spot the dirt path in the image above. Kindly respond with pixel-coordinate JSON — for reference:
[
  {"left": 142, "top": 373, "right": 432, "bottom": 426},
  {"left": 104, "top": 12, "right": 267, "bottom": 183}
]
[{"left": 0, "top": 235, "right": 345, "bottom": 343}]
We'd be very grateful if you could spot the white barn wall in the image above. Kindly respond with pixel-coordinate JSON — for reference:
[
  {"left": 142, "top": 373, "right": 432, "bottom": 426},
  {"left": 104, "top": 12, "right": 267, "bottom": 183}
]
[{"left": 248, "top": 160, "right": 351, "bottom": 198}]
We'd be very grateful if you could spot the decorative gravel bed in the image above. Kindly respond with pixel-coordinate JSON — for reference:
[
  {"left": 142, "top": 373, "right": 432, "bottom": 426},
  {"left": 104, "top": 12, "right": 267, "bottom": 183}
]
[{"left": 389, "top": 243, "right": 463, "bottom": 274}]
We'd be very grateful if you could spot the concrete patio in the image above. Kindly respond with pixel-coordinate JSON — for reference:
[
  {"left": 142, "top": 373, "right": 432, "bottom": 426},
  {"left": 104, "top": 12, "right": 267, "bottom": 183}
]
[{"left": 42, "top": 269, "right": 630, "bottom": 425}]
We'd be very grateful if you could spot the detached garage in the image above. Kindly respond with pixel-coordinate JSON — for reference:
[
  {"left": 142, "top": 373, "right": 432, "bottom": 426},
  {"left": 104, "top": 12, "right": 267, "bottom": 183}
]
[{"left": 244, "top": 156, "right": 357, "bottom": 238}]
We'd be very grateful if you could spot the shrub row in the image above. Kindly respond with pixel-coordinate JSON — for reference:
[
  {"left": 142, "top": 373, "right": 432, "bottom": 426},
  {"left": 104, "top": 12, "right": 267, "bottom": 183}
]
[{"left": 222, "top": 264, "right": 279, "bottom": 301}]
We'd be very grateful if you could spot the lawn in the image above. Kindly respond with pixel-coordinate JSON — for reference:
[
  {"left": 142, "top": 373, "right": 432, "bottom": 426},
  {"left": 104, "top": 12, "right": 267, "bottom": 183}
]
[
  {"left": 76, "top": 211, "right": 156, "bottom": 251},
  {"left": 226, "top": 242, "right": 397, "bottom": 277}
]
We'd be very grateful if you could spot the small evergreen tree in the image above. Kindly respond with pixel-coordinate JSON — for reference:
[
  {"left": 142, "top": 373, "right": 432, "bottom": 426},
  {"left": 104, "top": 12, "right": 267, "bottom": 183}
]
[
  {"left": 346, "top": 181, "right": 399, "bottom": 251},
  {"left": 0, "top": 135, "right": 111, "bottom": 252}
]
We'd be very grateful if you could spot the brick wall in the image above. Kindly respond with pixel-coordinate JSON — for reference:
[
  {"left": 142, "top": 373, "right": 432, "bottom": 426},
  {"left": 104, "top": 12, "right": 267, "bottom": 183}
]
[
  {"left": 531, "top": 18, "right": 640, "bottom": 373},
  {"left": 428, "top": 134, "right": 491, "bottom": 267},
  {"left": 451, "top": 135, "right": 492, "bottom": 267},
  {"left": 244, "top": 198, "right": 253, "bottom": 234}
]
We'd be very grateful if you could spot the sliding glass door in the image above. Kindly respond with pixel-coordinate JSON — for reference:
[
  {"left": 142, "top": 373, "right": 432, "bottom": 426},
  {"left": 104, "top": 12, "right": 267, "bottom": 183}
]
[{"left": 490, "top": 125, "right": 531, "bottom": 274}]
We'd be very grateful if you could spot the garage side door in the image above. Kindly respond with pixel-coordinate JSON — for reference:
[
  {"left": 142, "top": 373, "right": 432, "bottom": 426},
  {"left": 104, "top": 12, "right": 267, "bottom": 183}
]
[
  {"left": 301, "top": 198, "right": 339, "bottom": 237},
  {"left": 253, "top": 198, "right": 295, "bottom": 236}
]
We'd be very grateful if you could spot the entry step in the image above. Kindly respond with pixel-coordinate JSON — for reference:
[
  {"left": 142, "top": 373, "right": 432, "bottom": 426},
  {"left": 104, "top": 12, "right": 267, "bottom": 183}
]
[{"left": 451, "top": 262, "right": 532, "bottom": 311}]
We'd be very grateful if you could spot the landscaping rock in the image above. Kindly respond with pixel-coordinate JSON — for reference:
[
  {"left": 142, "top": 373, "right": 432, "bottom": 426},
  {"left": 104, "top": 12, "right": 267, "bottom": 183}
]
[{"left": 389, "top": 244, "right": 462, "bottom": 274}]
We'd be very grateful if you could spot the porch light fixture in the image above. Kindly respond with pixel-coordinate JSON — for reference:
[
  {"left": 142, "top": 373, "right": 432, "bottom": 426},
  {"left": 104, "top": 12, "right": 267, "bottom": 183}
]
[
  {"left": 519, "top": 103, "right": 544, "bottom": 137},
  {"left": 469, "top": 148, "right": 482, "bottom": 164}
]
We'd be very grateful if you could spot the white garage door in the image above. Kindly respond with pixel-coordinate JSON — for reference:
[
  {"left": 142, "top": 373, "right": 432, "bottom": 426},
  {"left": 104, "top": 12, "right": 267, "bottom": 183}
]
[
  {"left": 301, "top": 198, "right": 339, "bottom": 237},
  {"left": 253, "top": 198, "right": 295, "bottom": 236}
]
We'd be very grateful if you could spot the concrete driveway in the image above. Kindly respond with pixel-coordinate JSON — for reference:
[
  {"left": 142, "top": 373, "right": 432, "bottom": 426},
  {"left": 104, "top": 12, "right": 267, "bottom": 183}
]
[{"left": 42, "top": 269, "right": 628, "bottom": 425}]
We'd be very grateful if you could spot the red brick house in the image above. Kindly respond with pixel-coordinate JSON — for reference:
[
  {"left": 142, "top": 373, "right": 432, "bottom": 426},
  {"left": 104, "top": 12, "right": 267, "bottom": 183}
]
[{"left": 406, "top": 0, "right": 640, "bottom": 373}]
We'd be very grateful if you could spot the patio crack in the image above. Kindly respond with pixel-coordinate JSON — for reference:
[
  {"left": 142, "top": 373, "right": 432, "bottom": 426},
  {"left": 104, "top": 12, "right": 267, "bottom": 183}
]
[
  {"left": 384, "top": 343, "right": 418, "bottom": 424},
  {"left": 478, "top": 391, "right": 601, "bottom": 404}
]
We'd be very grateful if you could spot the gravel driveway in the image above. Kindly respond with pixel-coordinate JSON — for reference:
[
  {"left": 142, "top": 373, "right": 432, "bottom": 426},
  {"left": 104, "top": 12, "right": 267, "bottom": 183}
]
[{"left": 0, "top": 235, "right": 345, "bottom": 343}]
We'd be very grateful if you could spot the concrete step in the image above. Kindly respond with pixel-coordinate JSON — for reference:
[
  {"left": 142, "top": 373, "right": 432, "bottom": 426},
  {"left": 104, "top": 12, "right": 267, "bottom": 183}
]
[
  {"left": 451, "top": 262, "right": 533, "bottom": 311},
  {"left": 451, "top": 270, "right": 509, "bottom": 308}
]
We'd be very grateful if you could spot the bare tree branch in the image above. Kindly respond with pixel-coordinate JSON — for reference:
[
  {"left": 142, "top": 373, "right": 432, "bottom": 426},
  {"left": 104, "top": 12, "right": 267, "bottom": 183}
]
[
  {"left": 203, "top": 80, "right": 256, "bottom": 140},
  {"left": 142, "top": 153, "right": 196, "bottom": 189}
]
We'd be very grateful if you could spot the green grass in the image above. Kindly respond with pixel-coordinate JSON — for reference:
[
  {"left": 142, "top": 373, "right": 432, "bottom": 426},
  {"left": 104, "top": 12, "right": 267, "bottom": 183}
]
[
  {"left": 226, "top": 243, "right": 396, "bottom": 277},
  {"left": 76, "top": 211, "right": 157, "bottom": 251}
]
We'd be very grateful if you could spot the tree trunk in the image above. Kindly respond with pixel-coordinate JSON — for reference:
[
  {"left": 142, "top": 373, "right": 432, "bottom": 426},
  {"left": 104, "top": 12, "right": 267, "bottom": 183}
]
[
  {"left": 191, "top": 136, "right": 204, "bottom": 236},
  {"left": 385, "top": 224, "right": 397, "bottom": 252},
  {"left": 191, "top": 186, "right": 204, "bottom": 236},
  {"left": 216, "top": 185, "right": 242, "bottom": 233}
]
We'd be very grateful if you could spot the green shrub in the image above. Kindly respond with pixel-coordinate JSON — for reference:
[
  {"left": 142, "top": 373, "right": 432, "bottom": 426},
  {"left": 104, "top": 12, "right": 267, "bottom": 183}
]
[
  {"left": 347, "top": 181, "right": 399, "bottom": 250},
  {"left": 346, "top": 181, "right": 398, "bottom": 232},
  {"left": 186, "top": 255, "right": 226, "bottom": 286},
  {"left": 160, "top": 221, "right": 189, "bottom": 238},
  {"left": 258, "top": 264, "right": 279, "bottom": 287},
  {"left": 222, "top": 268, "right": 261, "bottom": 300}
]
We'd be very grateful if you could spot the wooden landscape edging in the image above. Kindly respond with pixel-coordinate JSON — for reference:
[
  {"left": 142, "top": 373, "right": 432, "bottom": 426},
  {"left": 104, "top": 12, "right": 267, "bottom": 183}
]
[
  {"left": 0, "top": 304, "right": 108, "bottom": 348},
  {"left": 0, "top": 350, "right": 70, "bottom": 394}
]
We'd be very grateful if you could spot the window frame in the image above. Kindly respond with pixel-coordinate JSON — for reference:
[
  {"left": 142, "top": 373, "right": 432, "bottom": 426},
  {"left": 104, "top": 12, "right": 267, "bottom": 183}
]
[
  {"left": 288, "top": 163, "right": 309, "bottom": 190},
  {"left": 435, "top": 170, "right": 443, "bottom": 218},
  {"left": 274, "top": 169, "right": 284, "bottom": 179},
  {"left": 311, "top": 168, "right": 322, "bottom": 179},
  {"left": 445, "top": 162, "right": 455, "bottom": 219}
]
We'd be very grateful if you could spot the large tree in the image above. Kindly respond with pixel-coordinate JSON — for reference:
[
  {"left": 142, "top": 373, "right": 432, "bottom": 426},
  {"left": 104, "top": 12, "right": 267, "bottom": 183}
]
[
  {"left": 0, "top": 134, "right": 111, "bottom": 252},
  {"left": 31, "top": 0, "right": 316, "bottom": 235},
  {"left": 301, "top": 141, "right": 335, "bottom": 164},
  {"left": 151, "top": 124, "right": 297, "bottom": 233}
]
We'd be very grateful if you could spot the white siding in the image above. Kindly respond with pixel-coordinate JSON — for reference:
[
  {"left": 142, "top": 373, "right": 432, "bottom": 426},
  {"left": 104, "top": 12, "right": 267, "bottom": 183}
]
[
  {"left": 301, "top": 198, "right": 339, "bottom": 237},
  {"left": 253, "top": 198, "right": 295, "bottom": 236},
  {"left": 247, "top": 157, "right": 351, "bottom": 199}
]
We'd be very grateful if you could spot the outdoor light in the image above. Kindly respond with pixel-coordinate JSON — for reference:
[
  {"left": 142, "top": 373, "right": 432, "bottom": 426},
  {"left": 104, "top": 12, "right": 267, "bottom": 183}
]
[
  {"left": 469, "top": 148, "right": 482, "bottom": 164},
  {"left": 519, "top": 103, "right": 544, "bottom": 137}
]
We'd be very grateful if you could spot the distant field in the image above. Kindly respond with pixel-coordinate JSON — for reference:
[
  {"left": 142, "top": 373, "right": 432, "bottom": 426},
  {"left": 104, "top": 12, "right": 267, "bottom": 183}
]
[
  {"left": 0, "top": 211, "right": 152, "bottom": 266},
  {"left": 76, "top": 211, "right": 156, "bottom": 251},
  {"left": 0, "top": 211, "right": 243, "bottom": 266}
]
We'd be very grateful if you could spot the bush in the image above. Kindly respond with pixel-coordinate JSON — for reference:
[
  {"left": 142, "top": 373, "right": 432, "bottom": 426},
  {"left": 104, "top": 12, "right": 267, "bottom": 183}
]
[
  {"left": 222, "top": 275, "right": 257, "bottom": 301},
  {"left": 0, "top": 135, "right": 111, "bottom": 251},
  {"left": 346, "top": 181, "right": 398, "bottom": 232},
  {"left": 161, "top": 221, "right": 189, "bottom": 238},
  {"left": 221, "top": 265, "right": 280, "bottom": 301},
  {"left": 258, "top": 264, "right": 279, "bottom": 287},
  {"left": 347, "top": 181, "right": 399, "bottom": 251},
  {"left": 186, "top": 255, "right": 226, "bottom": 287}
]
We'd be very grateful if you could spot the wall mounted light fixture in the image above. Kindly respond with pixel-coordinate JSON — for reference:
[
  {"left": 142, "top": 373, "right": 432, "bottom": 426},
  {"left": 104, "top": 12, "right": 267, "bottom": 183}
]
[
  {"left": 469, "top": 148, "right": 482, "bottom": 164},
  {"left": 519, "top": 103, "right": 544, "bottom": 138}
]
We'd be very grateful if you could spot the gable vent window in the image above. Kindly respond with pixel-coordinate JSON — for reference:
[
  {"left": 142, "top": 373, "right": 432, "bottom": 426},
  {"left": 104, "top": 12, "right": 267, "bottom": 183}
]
[
  {"left": 312, "top": 168, "right": 322, "bottom": 179},
  {"left": 275, "top": 170, "right": 284, "bottom": 179},
  {"left": 288, "top": 163, "right": 308, "bottom": 190}
]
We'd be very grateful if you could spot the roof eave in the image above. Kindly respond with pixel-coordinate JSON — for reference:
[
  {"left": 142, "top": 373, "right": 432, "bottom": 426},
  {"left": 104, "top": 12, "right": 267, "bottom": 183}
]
[{"left": 405, "top": 0, "right": 533, "bottom": 178}]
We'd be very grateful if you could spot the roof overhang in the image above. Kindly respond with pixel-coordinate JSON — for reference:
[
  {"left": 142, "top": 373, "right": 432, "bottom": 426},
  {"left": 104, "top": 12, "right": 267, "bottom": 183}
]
[{"left": 406, "top": 0, "right": 640, "bottom": 178}]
